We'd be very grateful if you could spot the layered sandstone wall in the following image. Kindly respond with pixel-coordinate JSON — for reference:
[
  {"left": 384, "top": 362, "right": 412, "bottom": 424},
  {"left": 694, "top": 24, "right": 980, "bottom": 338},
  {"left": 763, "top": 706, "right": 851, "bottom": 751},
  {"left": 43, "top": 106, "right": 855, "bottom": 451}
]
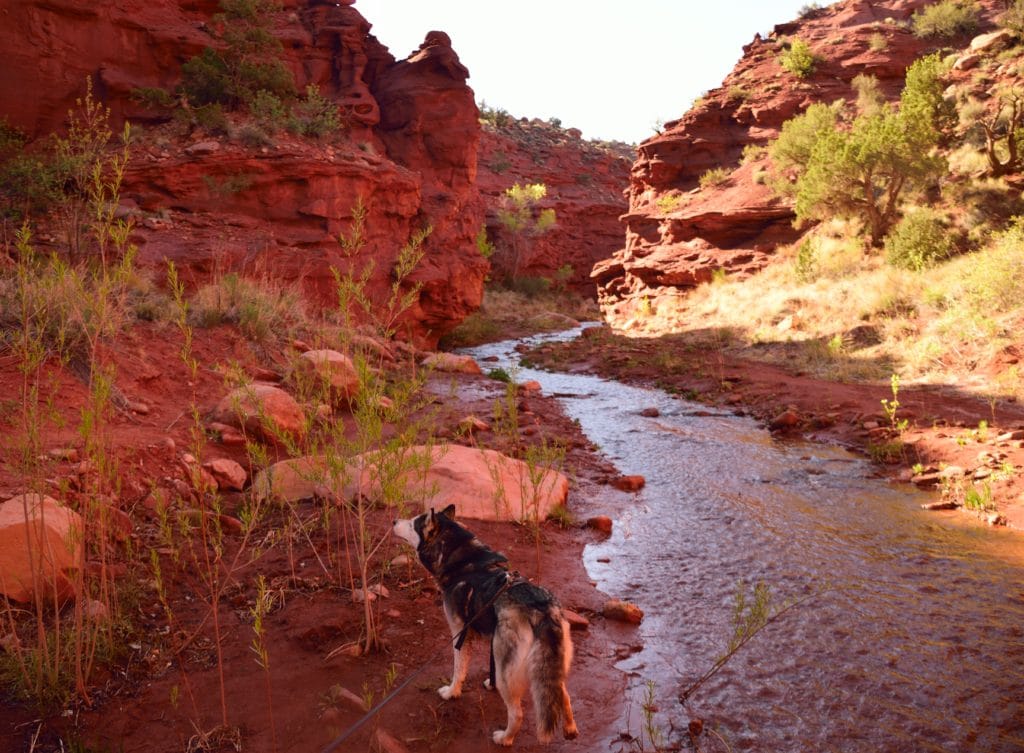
[
  {"left": 594, "top": 0, "right": 1006, "bottom": 328},
  {"left": 0, "top": 0, "right": 485, "bottom": 347}
]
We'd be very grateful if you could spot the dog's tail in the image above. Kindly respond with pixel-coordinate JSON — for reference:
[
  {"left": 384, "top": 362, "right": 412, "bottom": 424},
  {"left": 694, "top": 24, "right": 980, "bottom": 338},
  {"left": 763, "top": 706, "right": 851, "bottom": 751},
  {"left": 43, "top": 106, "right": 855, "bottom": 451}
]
[{"left": 530, "top": 607, "right": 579, "bottom": 742}]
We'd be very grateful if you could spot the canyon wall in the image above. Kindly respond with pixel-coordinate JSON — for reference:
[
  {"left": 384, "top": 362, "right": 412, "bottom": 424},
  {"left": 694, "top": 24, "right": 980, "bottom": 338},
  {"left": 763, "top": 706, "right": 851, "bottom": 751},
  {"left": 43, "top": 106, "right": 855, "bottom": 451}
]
[
  {"left": 594, "top": 0, "right": 1006, "bottom": 329},
  {"left": 0, "top": 0, "right": 485, "bottom": 347}
]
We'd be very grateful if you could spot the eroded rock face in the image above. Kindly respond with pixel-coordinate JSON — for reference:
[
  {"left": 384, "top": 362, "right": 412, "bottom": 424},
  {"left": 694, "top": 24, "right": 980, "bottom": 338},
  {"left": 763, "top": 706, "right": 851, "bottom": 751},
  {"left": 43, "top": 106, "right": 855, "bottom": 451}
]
[
  {"left": 595, "top": 0, "right": 1003, "bottom": 329},
  {"left": 477, "top": 121, "right": 633, "bottom": 294},
  {"left": 0, "top": 1, "right": 485, "bottom": 348}
]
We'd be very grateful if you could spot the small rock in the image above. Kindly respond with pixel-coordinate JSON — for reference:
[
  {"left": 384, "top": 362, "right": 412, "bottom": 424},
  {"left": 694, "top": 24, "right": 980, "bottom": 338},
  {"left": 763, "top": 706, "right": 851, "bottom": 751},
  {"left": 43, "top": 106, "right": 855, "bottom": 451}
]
[
  {"left": 352, "top": 588, "right": 377, "bottom": 603},
  {"left": 420, "top": 352, "right": 482, "bottom": 375},
  {"left": 367, "top": 584, "right": 390, "bottom": 598},
  {"left": 47, "top": 447, "right": 80, "bottom": 462},
  {"left": 920, "top": 500, "right": 959, "bottom": 511},
  {"left": 602, "top": 599, "right": 643, "bottom": 625},
  {"left": 970, "top": 29, "right": 1014, "bottom": 53},
  {"left": 203, "top": 458, "right": 248, "bottom": 492},
  {"left": 640, "top": 407, "right": 660, "bottom": 418},
  {"left": 952, "top": 53, "right": 981, "bottom": 71},
  {"left": 171, "top": 478, "right": 195, "bottom": 501},
  {"left": 386, "top": 608, "right": 401, "bottom": 619},
  {"left": 163, "top": 437, "right": 176, "bottom": 452},
  {"left": 217, "top": 514, "right": 244, "bottom": 536},
  {"left": 333, "top": 685, "right": 370, "bottom": 713},
  {"left": 586, "top": 515, "right": 613, "bottom": 534},
  {"left": 562, "top": 609, "right": 590, "bottom": 631},
  {"left": 688, "top": 719, "right": 704, "bottom": 738},
  {"left": 770, "top": 410, "right": 801, "bottom": 431},
  {"left": 128, "top": 401, "right": 151, "bottom": 415},
  {"left": 185, "top": 139, "right": 220, "bottom": 155},
  {"left": 208, "top": 422, "right": 246, "bottom": 447},
  {"left": 390, "top": 553, "right": 411, "bottom": 568},
  {"left": 996, "top": 430, "right": 1024, "bottom": 442},
  {"left": 519, "top": 380, "right": 542, "bottom": 393},
  {"left": 940, "top": 466, "right": 966, "bottom": 479},
  {"left": 862, "top": 420, "right": 880, "bottom": 431},
  {"left": 458, "top": 415, "right": 491, "bottom": 434},
  {"left": 986, "top": 513, "right": 1007, "bottom": 526},
  {"left": 612, "top": 475, "right": 646, "bottom": 492},
  {"left": 373, "top": 728, "right": 411, "bottom": 753},
  {"left": 973, "top": 467, "right": 992, "bottom": 480},
  {"left": 82, "top": 599, "right": 110, "bottom": 621}
]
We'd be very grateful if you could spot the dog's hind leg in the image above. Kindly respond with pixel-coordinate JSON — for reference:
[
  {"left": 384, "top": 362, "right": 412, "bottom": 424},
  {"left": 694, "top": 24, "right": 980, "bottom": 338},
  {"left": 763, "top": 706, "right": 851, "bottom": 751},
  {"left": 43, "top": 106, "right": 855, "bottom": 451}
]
[
  {"left": 492, "top": 624, "right": 529, "bottom": 746},
  {"left": 439, "top": 607, "right": 470, "bottom": 700},
  {"left": 560, "top": 682, "right": 578, "bottom": 740}
]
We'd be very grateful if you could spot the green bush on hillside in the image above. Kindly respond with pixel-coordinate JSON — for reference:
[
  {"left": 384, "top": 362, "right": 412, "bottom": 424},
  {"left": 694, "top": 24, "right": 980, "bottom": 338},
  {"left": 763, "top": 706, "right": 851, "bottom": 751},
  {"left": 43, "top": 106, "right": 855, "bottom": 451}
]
[
  {"left": 911, "top": 1, "right": 979, "bottom": 39},
  {"left": 779, "top": 38, "right": 819, "bottom": 78},
  {"left": 962, "top": 216, "right": 1024, "bottom": 309},
  {"left": 884, "top": 208, "right": 954, "bottom": 270},
  {"left": 773, "top": 55, "right": 949, "bottom": 247},
  {"left": 1000, "top": 0, "right": 1024, "bottom": 37}
]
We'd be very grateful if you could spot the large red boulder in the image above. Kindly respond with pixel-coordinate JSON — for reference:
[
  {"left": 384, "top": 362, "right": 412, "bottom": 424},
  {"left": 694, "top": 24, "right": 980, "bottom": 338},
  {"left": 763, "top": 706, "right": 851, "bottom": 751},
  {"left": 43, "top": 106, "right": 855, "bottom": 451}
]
[{"left": 0, "top": 494, "right": 83, "bottom": 604}]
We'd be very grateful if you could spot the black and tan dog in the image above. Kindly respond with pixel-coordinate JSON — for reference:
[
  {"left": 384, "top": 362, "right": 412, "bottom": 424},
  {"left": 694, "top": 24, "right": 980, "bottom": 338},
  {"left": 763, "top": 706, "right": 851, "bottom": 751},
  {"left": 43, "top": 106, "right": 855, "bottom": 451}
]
[{"left": 392, "top": 504, "right": 578, "bottom": 746}]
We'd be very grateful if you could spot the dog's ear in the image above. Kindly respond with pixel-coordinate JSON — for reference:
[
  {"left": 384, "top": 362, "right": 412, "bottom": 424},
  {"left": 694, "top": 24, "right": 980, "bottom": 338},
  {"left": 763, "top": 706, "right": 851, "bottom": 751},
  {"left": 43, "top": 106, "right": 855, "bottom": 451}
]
[
  {"left": 439, "top": 503, "right": 457, "bottom": 519},
  {"left": 424, "top": 508, "right": 439, "bottom": 536}
]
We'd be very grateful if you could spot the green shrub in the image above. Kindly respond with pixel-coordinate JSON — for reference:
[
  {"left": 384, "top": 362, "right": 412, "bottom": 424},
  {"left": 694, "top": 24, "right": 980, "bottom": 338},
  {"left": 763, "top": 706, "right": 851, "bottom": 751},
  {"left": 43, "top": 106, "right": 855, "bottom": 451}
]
[
  {"left": 180, "top": 48, "right": 232, "bottom": 106},
  {"left": 884, "top": 208, "right": 954, "bottom": 270},
  {"left": 249, "top": 89, "right": 287, "bottom": 131},
  {"left": 0, "top": 153, "right": 61, "bottom": 219},
  {"left": 510, "top": 276, "right": 552, "bottom": 297},
  {"left": 961, "top": 216, "right": 1024, "bottom": 309},
  {"left": 130, "top": 87, "right": 175, "bottom": 110},
  {"left": 742, "top": 143, "right": 768, "bottom": 163},
  {"left": 193, "top": 103, "right": 229, "bottom": 134},
  {"left": 911, "top": 1, "right": 978, "bottom": 38},
  {"left": 287, "top": 85, "right": 341, "bottom": 138},
  {"left": 868, "top": 32, "right": 888, "bottom": 51},
  {"left": 794, "top": 237, "right": 819, "bottom": 282},
  {"left": 779, "top": 38, "right": 819, "bottom": 78},
  {"left": 698, "top": 166, "right": 731, "bottom": 189},
  {"left": 479, "top": 102, "right": 512, "bottom": 128}
]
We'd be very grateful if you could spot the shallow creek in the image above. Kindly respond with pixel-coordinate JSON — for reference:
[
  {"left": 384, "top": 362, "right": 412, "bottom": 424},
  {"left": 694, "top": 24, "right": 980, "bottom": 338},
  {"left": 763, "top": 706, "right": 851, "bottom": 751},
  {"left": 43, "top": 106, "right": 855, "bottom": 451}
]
[{"left": 464, "top": 329, "right": 1024, "bottom": 753}]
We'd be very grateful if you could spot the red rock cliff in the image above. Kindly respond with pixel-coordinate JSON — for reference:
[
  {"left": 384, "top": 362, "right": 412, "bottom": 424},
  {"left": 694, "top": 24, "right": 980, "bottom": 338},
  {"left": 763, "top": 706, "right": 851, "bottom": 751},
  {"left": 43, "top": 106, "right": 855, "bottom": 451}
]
[
  {"left": 0, "top": 0, "right": 485, "bottom": 348},
  {"left": 594, "top": 0, "right": 1005, "bottom": 329},
  {"left": 476, "top": 118, "right": 632, "bottom": 294}
]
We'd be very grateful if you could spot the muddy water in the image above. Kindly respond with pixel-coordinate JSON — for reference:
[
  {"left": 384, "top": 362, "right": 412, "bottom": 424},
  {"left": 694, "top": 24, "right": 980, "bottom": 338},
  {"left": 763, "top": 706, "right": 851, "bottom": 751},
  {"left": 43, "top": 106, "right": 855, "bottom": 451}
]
[{"left": 465, "top": 330, "right": 1024, "bottom": 753}]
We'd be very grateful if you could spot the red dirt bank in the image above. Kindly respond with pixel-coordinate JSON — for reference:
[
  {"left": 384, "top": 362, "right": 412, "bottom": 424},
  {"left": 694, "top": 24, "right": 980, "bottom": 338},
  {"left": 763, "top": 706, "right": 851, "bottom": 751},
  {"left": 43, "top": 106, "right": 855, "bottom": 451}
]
[{"left": 0, "top": 324, "right": 637, "bottom": 752}]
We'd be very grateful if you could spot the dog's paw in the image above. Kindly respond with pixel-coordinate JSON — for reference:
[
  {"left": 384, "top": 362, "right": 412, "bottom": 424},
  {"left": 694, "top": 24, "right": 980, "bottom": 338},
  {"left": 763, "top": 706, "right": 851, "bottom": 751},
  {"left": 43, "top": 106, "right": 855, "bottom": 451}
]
[
  {"left": 437, "top": 684, "right": 461, "bottom": 700},
  {"left": 492, "top": 730, "right": 515, "bottom": 746},
  {"left": 483, "top": 678, "right": 493, "bottom": 691}
]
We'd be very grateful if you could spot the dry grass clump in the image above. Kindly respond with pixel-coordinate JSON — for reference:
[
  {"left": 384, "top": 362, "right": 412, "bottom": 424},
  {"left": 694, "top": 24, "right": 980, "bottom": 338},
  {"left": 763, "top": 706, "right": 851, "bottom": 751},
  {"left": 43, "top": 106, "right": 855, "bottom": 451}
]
[
  {"left": 622, "top": 218, "right": 1024, "bottom": 400},
  {"left": 190, "top": 269, "right": 308, "bottom": 342}
]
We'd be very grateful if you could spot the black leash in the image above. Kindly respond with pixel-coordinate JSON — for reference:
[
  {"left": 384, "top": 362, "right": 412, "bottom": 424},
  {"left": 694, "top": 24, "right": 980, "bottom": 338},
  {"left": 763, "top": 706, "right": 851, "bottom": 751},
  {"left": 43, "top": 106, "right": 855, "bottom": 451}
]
[{"left": 318, "top": 571, "right": 522, "bottom": 753}]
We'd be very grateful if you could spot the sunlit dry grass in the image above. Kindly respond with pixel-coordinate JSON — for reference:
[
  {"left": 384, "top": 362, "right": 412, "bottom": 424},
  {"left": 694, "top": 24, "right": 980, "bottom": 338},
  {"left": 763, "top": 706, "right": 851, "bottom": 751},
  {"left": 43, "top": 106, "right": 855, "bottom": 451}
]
[{"left": 615, "top": 218, "right": 1024, "bottom": 401}]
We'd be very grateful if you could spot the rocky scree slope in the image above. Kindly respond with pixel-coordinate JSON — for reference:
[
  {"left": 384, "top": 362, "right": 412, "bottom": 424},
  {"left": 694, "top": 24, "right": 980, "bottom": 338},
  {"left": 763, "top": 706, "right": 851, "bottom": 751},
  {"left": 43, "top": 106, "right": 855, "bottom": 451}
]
[{"left": 594, "top": 0, "right": 1008, "bottom": 329}]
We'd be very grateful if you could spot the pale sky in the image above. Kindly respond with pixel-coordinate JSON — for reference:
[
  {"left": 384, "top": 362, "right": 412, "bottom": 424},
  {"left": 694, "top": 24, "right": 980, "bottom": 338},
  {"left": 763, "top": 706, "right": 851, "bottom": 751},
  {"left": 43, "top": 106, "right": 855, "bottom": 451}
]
[{"left": 355, "top": 0, "right": 817, "bottom": 144}]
